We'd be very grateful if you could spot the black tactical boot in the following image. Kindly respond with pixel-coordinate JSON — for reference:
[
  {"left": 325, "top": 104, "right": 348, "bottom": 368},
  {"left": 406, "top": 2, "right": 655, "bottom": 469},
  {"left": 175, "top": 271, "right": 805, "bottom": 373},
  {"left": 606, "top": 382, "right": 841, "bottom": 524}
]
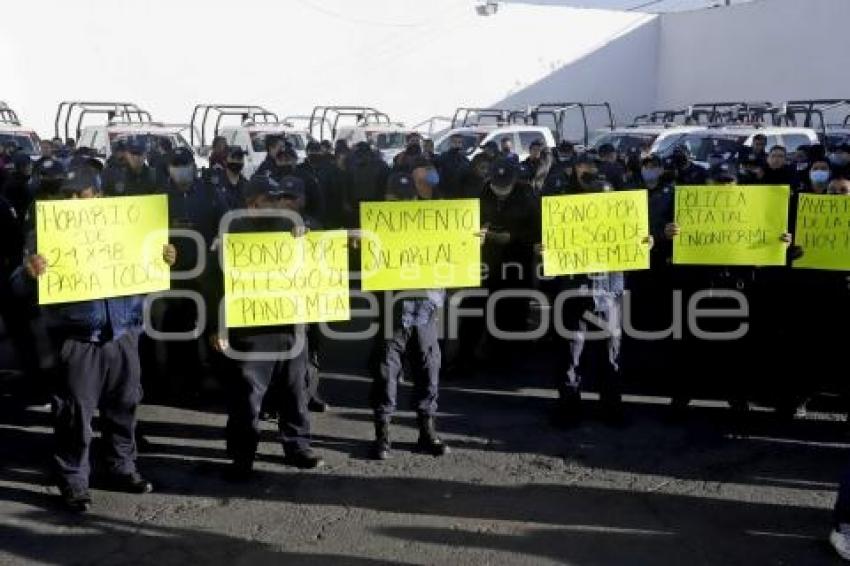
[{"left": 416, "top": 415, "right": 449, "bottom": 457}]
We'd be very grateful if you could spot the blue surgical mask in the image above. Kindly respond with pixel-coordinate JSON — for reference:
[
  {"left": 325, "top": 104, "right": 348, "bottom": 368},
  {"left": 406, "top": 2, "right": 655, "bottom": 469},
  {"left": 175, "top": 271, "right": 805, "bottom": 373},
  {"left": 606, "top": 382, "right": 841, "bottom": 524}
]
[
  {"left": 641, "top": 168, "right": 661, "bottom": 187},
  {"left": 810, "top": 170, "right": 831, "bottom": 185},
  {"left": 425, "top": 169, "right": 440, "bottom": 187}
]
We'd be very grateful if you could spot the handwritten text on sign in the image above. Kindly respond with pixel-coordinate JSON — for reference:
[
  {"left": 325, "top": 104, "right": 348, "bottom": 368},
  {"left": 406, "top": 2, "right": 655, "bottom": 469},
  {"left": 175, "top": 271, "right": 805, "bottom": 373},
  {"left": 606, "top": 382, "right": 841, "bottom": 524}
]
[
  {"left": 794, "top": 194, "right": 850, "bottom": 271},
  {"left": 223, "top": 230, "right": 350, "bottom": 327},
  {"left": 542, "top": 190, "right": 650, "bottom": 276},
  {"left": 360, "top": 199, "right": 481, "bottom": 291},
  {"left": 36, "top": 195, "right": 170, "bottom": 305},
  {"left": 673, "top": 185, "right": 790, "bottom": 266}
]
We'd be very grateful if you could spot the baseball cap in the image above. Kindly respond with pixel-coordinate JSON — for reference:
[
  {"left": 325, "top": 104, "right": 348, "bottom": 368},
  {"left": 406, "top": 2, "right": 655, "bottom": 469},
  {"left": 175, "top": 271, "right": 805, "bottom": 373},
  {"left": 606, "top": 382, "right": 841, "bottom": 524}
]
[
  {"left": 386, "top": 172, "right": 416, "bottom": 199},
  {"left": 36, "top": 158, "right": 66, "bottom": 179},
  {"left": 490, "top": 158, "right": 518, "bottom": 188},
  {"left": 168, "top": 147, "right": 194, "bottom": 167},
  {"left": 245, "top": 174, "right": 281, "bottom": 200},
  {"left": 710, "top": 161, "right": 738, "bottom": 183},
  {"left": 61, "top": 167, "right": 98, "bottom": 194},
  {"left": 278, "top": 175, "right": 305, "bottom": 199},
  {"left": 126, "top": 139, "right": 146, "bottom": 155}
]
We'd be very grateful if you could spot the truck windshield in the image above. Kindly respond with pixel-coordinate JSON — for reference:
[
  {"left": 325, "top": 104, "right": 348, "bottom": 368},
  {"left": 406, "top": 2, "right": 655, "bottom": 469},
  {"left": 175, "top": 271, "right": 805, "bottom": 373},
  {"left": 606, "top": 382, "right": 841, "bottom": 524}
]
[
  {"left": 0, "top": 131, "right": 40, "bottom": 156},
  {"left": 436, "top": 132, "right": 487, "bottom": 154},
  {"left": 250, "top": 132, "right": 306, "bottom": 153},
  {"left": 110, "top": 133, "right": 191, "bottom": 155},
  {"left": 367, "top": 131, "right": 407, "bottom": 150}
]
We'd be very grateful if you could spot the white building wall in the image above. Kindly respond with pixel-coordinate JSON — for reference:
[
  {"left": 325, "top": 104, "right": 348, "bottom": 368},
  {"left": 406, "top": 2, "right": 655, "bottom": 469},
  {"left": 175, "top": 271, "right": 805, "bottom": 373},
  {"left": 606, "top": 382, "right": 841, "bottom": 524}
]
[
  {"left": 492, "top": 16, "right": 659, "bottom": 131},
  {"left": 656, "top": 0, "right": 850, "bottom": 116}
]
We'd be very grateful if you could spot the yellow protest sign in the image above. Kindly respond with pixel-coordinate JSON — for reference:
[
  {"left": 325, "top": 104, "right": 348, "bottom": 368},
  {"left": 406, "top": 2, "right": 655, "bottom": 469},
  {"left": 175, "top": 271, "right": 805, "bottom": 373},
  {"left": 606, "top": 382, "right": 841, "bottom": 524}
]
[
  {"left": 222, "top": 230, "right": 350, "bottom": 328},
  {"left": 359, "top": 199, "right": 481, "bottom": 291},
  {"left": 542, "top": 190, "right": 650, "bottom": 276},
  {"left": 36, "top": 195, "right": 170, "bottom": 305},
  {"left": 793, "top": 194, "right": 850, "bottom": 271},
  {"left": 673, "top": 185, "right": 790, "bottom": 266}
]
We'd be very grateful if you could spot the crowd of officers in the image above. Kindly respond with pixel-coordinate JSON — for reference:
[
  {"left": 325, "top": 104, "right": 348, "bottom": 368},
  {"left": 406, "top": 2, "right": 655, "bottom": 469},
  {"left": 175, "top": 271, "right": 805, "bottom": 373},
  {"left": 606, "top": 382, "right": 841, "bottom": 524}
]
[{"left": 0, "top": 128, "right": 848, "bottom": 514}]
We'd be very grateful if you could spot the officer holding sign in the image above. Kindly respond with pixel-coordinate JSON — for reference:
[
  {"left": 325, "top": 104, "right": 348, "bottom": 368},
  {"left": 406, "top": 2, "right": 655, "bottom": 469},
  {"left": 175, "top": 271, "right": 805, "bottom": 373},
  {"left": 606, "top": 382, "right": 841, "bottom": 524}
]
[
  {"left": 665, "top": 162, "right": 793, "bottom": 418},
  {"left": 208, "top": 174, "right": 324, "bottom": 480},
  {"left": 13, "top": 167, "right": 176, "bottom": 513},
  {"left": 369, "top": 171, "right": 449, "bottom": 460}
]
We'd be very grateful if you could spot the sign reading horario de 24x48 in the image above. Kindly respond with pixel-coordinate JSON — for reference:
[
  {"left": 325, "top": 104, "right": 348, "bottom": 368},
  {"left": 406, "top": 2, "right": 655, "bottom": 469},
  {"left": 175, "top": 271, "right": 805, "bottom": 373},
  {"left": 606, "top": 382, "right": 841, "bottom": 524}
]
[
  {"left": 359, "top": 199, "right": 481, "bottom": 291},
  {"left": 36, "top": 195, "right": 171, "bottom": 305}
]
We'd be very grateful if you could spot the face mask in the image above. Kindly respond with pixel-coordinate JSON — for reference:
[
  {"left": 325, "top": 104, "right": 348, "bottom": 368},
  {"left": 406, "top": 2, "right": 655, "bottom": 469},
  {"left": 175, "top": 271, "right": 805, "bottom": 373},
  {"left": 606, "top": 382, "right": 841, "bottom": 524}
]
[
  {"left": 829, "top": 153, "right": 850, "bottom": 167},
  {"left": 490, "top": 183, "right": 513, "bottom": 198},
  {"left": 810, "top": 170, "right": 830, "bottom": 185},
  {"left": 226, "top": 162, "right": 244, "bottom": 174},
  {"left": 170, "top": 166, "right": 194, "bottom": 186},
  {"left": 579, "top": 172, "right": 597, "bottom": 187},
  {"left": 425, "top": 169, "right": 440, "bottom": 187},
  {"left": 642, "top": 168, "right": 661, "bottom": 187}
]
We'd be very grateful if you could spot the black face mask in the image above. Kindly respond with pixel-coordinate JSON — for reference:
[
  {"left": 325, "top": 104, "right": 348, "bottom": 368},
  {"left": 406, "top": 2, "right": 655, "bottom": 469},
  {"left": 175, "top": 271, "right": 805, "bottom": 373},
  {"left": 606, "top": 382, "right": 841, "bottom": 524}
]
[
  {"left": 226, "top": 162, "right": 244, "bottom": 174},
  {"left": 579, "top": 172, "right": 597, "bottom": 186}
]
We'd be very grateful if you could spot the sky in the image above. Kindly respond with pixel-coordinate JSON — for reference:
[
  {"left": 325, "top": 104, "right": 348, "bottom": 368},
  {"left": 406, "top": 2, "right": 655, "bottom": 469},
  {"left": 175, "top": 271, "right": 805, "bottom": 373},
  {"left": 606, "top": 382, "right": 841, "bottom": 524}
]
[{"left": 1, "top": 0, "right": 649, "bottom": 139}]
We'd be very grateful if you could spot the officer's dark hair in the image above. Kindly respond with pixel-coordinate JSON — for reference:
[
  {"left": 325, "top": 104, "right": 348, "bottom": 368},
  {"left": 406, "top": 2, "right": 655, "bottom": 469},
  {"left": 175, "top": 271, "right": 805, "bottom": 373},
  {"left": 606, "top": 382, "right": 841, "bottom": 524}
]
[
  {"left": 769, "top": 145, "right": 786, "bottom": 155},
  {"left": 753, "top": 133, "right": 768, "bottom": 142}
]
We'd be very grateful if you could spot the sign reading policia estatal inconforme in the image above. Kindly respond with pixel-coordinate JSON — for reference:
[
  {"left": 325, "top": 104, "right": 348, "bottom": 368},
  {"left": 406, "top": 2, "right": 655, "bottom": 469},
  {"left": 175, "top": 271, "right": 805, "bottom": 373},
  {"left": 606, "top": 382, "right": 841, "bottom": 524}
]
[
  {"left": 36, "top": 195, "right": 171, "bottom": 305},
  {"left": 541, "top": 190, "right": 650, "bottom": 276},
  {"left": 359, "top": 199, "right": 481, "bottom": 291},
  {"left": 793, "top": 193, "right": 850, "bottom": 271},
  {"left": 222, "top": 230, "right": 350, "bottom": 328},
  {"left": 673, "top": 185, "right": 790, "bottom": 266}
]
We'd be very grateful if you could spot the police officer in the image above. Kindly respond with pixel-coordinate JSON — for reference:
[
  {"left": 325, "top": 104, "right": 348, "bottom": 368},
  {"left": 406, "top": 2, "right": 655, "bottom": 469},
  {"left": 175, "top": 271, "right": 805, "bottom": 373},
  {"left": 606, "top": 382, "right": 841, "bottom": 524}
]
[
  {"left": 436, "top": 133, "right": 473, "bottom": 199},
  {"left": 343, "top": 141, "right": 390, "bottom": 229},
  {"left": 295, "top": 141, "right": 329, "bottom": 223},
  {"left": 253, "top": 135, "right": 286, "bottom": 179},
  {"left": 623, "top": 155, "right": 677, "bottom": 399},
  {"left": 665, "top": 162, "right": 793, "bottom": 417},
  {"left": 102, "top": 140, "right": 159, "bottom": 196},
  {"left": 499, "top": 136, "right": 518, "bottom": 163},
  {"left": 369, "top": 171, "right": 449, "bottom": 460},
  {"left": 522, "top": 139, "right": 551, "bottom": 194},
  {"left": 155, "top": 147, "right": 225, "bottom": 402},
  {"left": 828, "top": 143, "right": 850, "bottom": 180},
  {"left": 761, "top": 145, "right": 795, "bottom": 185},
  {"left": 1, "top": 151, "right": 34, "bottom": 219},
  {"left": 542, "top": 142, "right": 576, "bottom": 196},
  {"left": 549, "top": 159, "right": 652, "bottom": 425},
  {"left": 751, "top": 134, "right": 768, "bottom": 162},
  {"left": 670, "top": 145, "right": 707, "bottom": 185},
  {"left": 208, "top": 175, "right": 324, "bottom": 478},
  {"left": 14, "top": 166, "right": 176, "bottom": 512},
  {"left": 458, "top": 158, "right": 538, "bottom": 370},
  {"left": 208, "top": 146, "right": 248, "bottom": 212},
  {"left": 597, "top": 143, "right": 626, "bottom": 189}
]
